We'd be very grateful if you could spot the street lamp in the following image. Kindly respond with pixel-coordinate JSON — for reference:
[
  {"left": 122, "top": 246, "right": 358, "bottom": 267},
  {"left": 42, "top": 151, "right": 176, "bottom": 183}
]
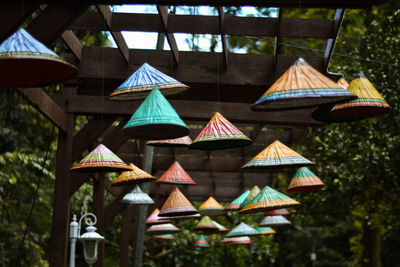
[{"left": 69, "top": 213, "right": 104, "bottom": 267}]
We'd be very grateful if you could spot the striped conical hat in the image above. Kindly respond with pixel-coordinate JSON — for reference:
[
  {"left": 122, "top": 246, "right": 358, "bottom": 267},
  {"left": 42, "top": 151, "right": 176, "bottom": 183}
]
[
  {"left": 0, "top": 28, "right": 77, "bottom": 86},
  {"left": 331, "top": 71, "right": 391, "bottom": 118},
  {"left": 231, "top": 236, "right": 252, "bottom": 245},
  {"left": 252, "top": 57, "right": 356, "bottom": 111},
  {"left": 259, "top": 215, "right": 291, "bottom": 227},
  {"left": 158, "top": 187, "right": 198, "bottom": 217},
  {"left": 107, "top": 63, "right": 189, "bottom": 100},
  {"left": 70, "top": 144, "right": 132, "bottom": 172},
  {"left": 146, "top": 208, "right": 172, "bottom": 226},
  {"left": 239, "top": 186, "right": 261, "bottom": 209},
  {"left": 287, "top": 167, "right": 325, "bottom": 191},
  {"left": 194, "top": 216, "right": 219, "bottom": 233},
  {"left": 162, "top": 213, "right": 201, "bottom": 220},
  {"left": 120, "top": 185, "right": 155, "bottom": 205},
  {"left": 194, "top": 235, "right": 210, "bottom": 248},
  {"left": 153, "top": 234, "right": 176, "bottom": 240},
  {"left": 264, "top": 209, "right": 291, "bottom": 216},
  {"left": 112, "top": 163, "right": 155, "bottom": 186},
  {"left": 242, "top": 140, "right": 314, "bottom": 170},
  {"left": 189, "top": 112, "right": 252, "bottom": 150},
  {"left": 123, "top": 87, "right": 189, "bottom": 140},
  {"left": 226, "top": 190, "right": 251, "bottom": 210},
  {"left": 240, "top": 186, "right": 300, "bottom": 214},
  {"left": 156, "top": 161, "right": 196, "bottom": 185},
  {"left": 221, "top": 237, "right": 235, "bottom": 243},
  {"left": 147, "top": 135, "right": 192, "bottom": 147},
  {"left": 256, "top": 227, "right": 276, "bottom": 235},
  {"left": 213, "top": 221, "right": 229, "bottom": 232},
  {"left": 199, "top": 196, "right": 225, "bottom": 216},
  {"left": 146, "top": 223, "right": 180, "bottom": 236},
  {"left": 226, "top": 222, "right": 260, "bottom": 237}
]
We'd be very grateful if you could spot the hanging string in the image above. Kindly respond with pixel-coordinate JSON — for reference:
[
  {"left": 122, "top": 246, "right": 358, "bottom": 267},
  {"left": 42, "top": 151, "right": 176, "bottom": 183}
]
[
  {"left": 101, "top": 14, "right": 106, "bottom": 139},
  {"left": 216, "top": 8, "right": 221, "bottom": 113},
  {"left": 14, "top": 125, "right": 55, "bottom": 267}
]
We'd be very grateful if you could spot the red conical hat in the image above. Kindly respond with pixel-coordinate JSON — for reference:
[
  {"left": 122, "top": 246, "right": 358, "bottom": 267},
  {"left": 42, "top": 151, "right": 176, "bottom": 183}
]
[
  {"left": 158, "top": 187, "right": 198, "bottom": 217},
  {"left": 264, "top": 209, "right": 291, "bottom": 216},
  {"left": 156, "top": 161, "right": 196, "bottom": 185},
  {"left": 189, "top": 112, "right": 252, "bottom": 150},
  {"left": 199, "top": 196, "right": 225, "bottom": 216},
  {"left": 287, "top": 167, "right": 325, "bottom": 191}
]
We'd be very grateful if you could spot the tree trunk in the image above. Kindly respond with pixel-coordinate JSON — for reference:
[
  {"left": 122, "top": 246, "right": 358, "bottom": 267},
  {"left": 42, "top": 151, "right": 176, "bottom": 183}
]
[{"left": 361, "top": 219, "right": 381, "bottom": 267}]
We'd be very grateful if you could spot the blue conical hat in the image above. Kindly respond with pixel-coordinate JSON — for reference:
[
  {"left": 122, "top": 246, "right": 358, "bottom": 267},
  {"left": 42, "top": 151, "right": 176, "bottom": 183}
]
[
  {"left": 123, "top": 87, "right": 189, "bottom": 140},
  {"left": 107, "top": 63, "right": 189, "bottom": 100},
  {"left": 0, "top": 28, "right": 77, "bottom": 86}
]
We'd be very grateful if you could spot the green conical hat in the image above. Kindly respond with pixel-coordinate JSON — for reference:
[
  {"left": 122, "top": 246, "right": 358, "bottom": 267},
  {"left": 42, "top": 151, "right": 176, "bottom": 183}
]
[
  {"left": 287, "top": 167, "right": 325, "bottom": 191},
  {"left": 194, "top": 216, "right": 219, "bottom": 233},
  {"left": 239, "top": 186, "right": 261, "bottom": 209},
  {"left": 226, "top": 222, "right": 260, "bottom": 237},
  {"left": 194, "top": 235, "right": 210, "bottom": 248},
  {"left": 240, "top": 186, "right": 300, "bottom": 214},
  {"left": 123, "top": 87, "right": 189, "bottom": 140},
  {"left": 226, "top": 190, "right": 250, "bottom": 210}
]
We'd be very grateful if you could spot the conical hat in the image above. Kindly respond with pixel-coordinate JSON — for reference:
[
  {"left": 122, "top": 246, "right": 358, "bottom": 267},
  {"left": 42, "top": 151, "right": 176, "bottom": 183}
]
[
  {"left": 287, "top": 167, "right": 325, "bottom": 191},
  {"left": 231, "top": 236, "right": 252, "bottom": 245},
  {"left": 311, "top": 78, "right": 359, "bottom": 123},
  {"left": 194, "top": 216, "right": 219, "bottom": 233},
  {"left": 189, "top": 112, "right": 252, "bottom": 150},
  {"left": 158, "top": 187, "right": 198, "bottom": 217},
  {"left": 147, "top": 135, "right": 192, "bottom": 147},
  {"left": 240, "top": 186, "right": 300, "bottom": 214},
  {"left": 123, "top": 87, "right": 189, "bottom": 140},
  {"left": 259, "top": 215, "right": 291, "bottom": 227},
  {"left": 120, "top": 185, "right": 155, "bottom": 205},
  {"left": 70, "top": 144, "right": 132, "bottom": 172},
  {"left": 226, "top": 222, "right": 260, "bottom": 237},
  {"left": 264, "top": 209, "right": 291, "bottom": 216},
  {"left": 156, "top": 161, "right": 196, "bottom": 185},
  {"left": 112, "top": 163, "right": 155, "bottom": 186},
  {"left": 162, "top": 213, "right": 201, "bottom": 220},
  {"left": 239, "top": 186, "right": 261, "bottom": 209},
  {"left": 107, "top": 63, "right": 189, "bottom": 100},
  {"left": 153, "top": 234, "right": 176, "bottom": 240},
  {"left": 331, "top": 71, "right": 391, "bottom": 118},
  {"left": 199, "top": 196, "right": 225, "bottom": 216},
  {"left": 146, "top": 223, "right": 180, "bottom": 236},
  {"left": 0, "top": 28, "right": 77, "bottom": 86},
  {"left": 213, "top": 221, "right": 229, "bottom": 232},
  {"left": 194, "top": 235, "right": 210, "bottom": 248},
  {"left": 242, "top": 140, "right": 314, "bottom": 170},
  {"left": 252, "top": 57, "right": 356, "bottom": 111},
  {"left": 225, "top": 190, "right": 251, "bottom": 210},
  {"left": 221, "top": 237, "right": 234, "bottom": 243},
  {"left": 146, "top": 208, "right": 172, "bottom": 226},
  {"left": 256, "top": 227, "right": 276, "bottom": 235}
]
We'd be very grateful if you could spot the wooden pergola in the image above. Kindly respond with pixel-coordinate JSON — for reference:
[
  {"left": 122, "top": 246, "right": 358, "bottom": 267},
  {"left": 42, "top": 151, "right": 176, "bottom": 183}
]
[{"left": 1, "top": 0, "right": 386, "bottom": 266}]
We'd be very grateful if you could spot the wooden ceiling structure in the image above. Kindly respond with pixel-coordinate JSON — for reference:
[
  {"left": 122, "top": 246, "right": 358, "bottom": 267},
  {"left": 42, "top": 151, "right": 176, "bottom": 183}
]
[{"left": 0, "top": 0, "right": 386, "bottom": 266}]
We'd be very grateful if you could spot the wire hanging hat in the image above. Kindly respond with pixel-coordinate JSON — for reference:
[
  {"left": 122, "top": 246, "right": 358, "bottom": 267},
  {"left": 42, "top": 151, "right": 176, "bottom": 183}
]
[
  {"left": 256, "top": 226, "right": 276, "bottom": 235},
  {"left": 120, "top": 185, "right": 155, "bottom": 205},
  {"left": 156, "top": 161, "right": 196, "bottom": 185},
  {"left": 198, "top": 196, "right": 225, "bottom": 216},
  {"left": 264, "top": 208, "right": 291, "bottom": 216},
  {"left": 230, "top": 236, "right": 252, "bottom": 245},
  {"left": 0, "top": 28, "right": 77, "bottom": 86},
  {"left": 146, "top": 223, "right": 180, "bottom": 236},
  {"left": 158, "top": 187, "right": 198, "bottom": 217},
  {"left": 112, "top": 163, "right": 155, "bottom": 186},
  {"left": 147, "top": 135, "right": 192, "bottom": 148},
  {"left": 107, "top": 63, "right": 189, "bottom": 100},
  {"left": 239, "top": 186, "right": 261, "bottom": 210},
  {"left": 194, "top": 235, "right": 210, "bottom": 248},
  {"left": 146, "top": 208, "right": 172, "bottom": 226},
  {"left": 251, "top": 57, "right": 357, "bottom": 111},
  {"left": 226, "top": 222, "right": 260, "bottom": 237},
  {"left": 123, "top": 87, "right": 190, "bottom": 140},
  {"left": 194, "top": 216, "right": 219, "bottom": 234},
  {"left": 153, "top": 234, "right": 176, "bottom": 240},
  {"left": 259, "top": 215, "right": 291, "bottom": 227},
  {"left": 225, "top": 189, "right": 251, "bottom": 211},
  {"left": 287, "top": 167, "right": 325, "bottom": 191}
]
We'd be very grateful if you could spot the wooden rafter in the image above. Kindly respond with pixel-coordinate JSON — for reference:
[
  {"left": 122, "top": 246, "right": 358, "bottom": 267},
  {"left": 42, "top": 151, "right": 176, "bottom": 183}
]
[
  {"left": 97, "top": 5, "right": 130, "bottom": 64},
  {"left": 324, "top": 8, "right": 346, "bottom": 71},
  {"left": 156, "top": 5, "right": 180, "bottom": 65},
  {"left": 61, "top": 30, "right": 83, "bottom": 61},
  {"left": 217, "top": 7, "right": 228, "bottom": 68}
]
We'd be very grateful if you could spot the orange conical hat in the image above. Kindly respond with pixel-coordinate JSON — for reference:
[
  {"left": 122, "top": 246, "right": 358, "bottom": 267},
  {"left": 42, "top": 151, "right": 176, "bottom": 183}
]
[
  {"left": 112, "top": 163, "right": 155, "bottom": 186},
  {"left": 158, "top": 187, "right": 198, "bottom": 217},
  {"left": 156, "top": 161, "right": 196, "bottom": 185},
  {"left": 199, "top": 196, "right": 225, "bottom": 216},
  {"left": 287, "top": 167, "right": 325, "bottom": 191},
  {"left": 242, "top": 140, "right": 314, "bottom": 170}
]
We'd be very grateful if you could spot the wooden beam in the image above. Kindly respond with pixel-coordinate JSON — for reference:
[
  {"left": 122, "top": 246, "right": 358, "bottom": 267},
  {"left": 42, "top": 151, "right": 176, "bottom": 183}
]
[
  {"left": 17, "top": 88, "right": 68, "bottom": 132},
  {"left": 324, "top": 9, "right": 346, "bottom": 71},
  {"left": 274, "top": 8, "right": 282, "bottom": 73},
  {"left": 217, "top": 7, "right": 228, "bottom": 68},
  {"left": 61, "top": 30, "right": 83, "bottom": 61},
  {"left": 52, "top": 95, "right": 324, "bottom": 126},
  {"left": 75, "top": 47, "right": 341, "bottom": 88},
  {"left": 26, "top": 2, "right": 89, "bottom": 45},
  {"left": 97, "top": 5, "right": 130, "bottom": 64},
  {"left": 71, "top": 11, "right": 336, "bottom": 39},
  {"left": 157, "top": 6, "right": 179, "bottom": 65},
  {"left": 0, "top": 1, "right": 40, "bottom": 43}
]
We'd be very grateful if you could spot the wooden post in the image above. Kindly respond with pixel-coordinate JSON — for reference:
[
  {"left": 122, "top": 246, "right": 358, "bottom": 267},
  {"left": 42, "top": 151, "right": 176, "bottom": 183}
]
[
  {"left": 93, "top": 173, "right": 105, "bottom": 267},
  {"left": 132, "top": 144, "right": 154, "bottom": 267},
  {"left": 120, "top": 205, "right": 136, "bottom": 267},
  {"left": 50, "top": 114, "right": 75, "bottom": 267}
]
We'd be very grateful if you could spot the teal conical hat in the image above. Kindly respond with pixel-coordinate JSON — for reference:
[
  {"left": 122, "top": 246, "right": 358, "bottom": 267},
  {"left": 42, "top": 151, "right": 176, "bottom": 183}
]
[
  {"left": 226, "top": 222, "right": 260, "bottom": 237},
  {"left": 194, "top": 235, "right": 210, "bottom": 248},
  {"left": 123, "top": 87, "right": 190, "bottom": 140},
  {"left": 225, "top": 190, "right": 250, "bottom": 210},
  {"left": 259, "top": 215, "right": 291, "bottom": 227},
  {"left": 256, "top": 226, "right": 276, "bottom": 235},
  {"left": 107, "top": 63, "right": 189, "bottom": 100},
  {"left": 239, "top": 186, "right": 261, "bottom": 209},
  {"left": 287, "top": 167, "right": 325, "bottom": 191},
  {"left": 240, "top": 186, "right": 300, "bottom": 214}
]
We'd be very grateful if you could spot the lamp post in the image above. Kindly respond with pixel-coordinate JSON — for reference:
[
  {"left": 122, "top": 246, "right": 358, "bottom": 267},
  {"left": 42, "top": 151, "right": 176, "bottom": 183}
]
[{"left": 69, "top": 213, "right": 104, "bottom": 267}]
